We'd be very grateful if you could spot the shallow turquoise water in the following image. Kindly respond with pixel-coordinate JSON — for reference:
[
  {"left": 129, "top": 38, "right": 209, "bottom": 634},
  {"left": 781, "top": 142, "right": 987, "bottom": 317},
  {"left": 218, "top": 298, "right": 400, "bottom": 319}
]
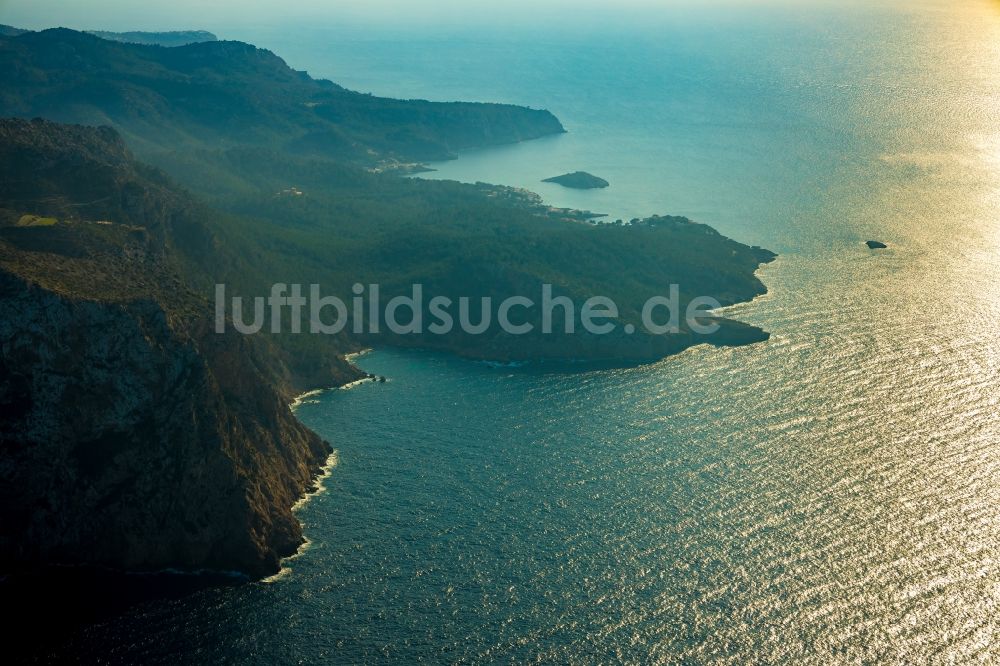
[{"left": 61, "top": 2, "right": 1000, "bottom": 662}]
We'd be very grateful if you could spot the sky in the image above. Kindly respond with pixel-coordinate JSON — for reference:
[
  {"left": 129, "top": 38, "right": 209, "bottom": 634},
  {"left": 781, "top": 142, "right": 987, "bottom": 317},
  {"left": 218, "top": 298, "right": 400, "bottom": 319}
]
[
  {"left": 0, "top": 0, "right": 922, "bottom": 34},
  {"left": 3, "top": 0, "right": 660, "bottom": 30}
]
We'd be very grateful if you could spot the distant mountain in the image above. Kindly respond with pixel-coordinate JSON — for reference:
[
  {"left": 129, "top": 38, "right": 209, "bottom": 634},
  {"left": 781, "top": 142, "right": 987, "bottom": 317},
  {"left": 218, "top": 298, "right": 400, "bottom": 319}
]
[
  {"left": 0, "top": 25, "right": 217, "bottom": 46},
  {"left": 0, "top": 24, "right": 28, "bottom": 37},
  {"left": 0, "top": 28, "right": 565, "bottom": 165},
  {"left": 86, "top": 29, "right": 217, "bottom": 47}
]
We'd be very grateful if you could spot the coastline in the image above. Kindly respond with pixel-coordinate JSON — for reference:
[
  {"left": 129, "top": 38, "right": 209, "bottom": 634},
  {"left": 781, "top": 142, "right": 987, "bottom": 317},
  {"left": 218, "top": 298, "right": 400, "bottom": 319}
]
[
  {"left": 274, "top": 253, "right": 777, "bottom": 572},
  {"left": 292, "top": 450, "right": 340, "bottom": 513},
  {"left": 271, "top": 356, "right": 378, "bottom": 580},
  {"left": 289, "top": 388, "right": 326, "bottom": 412},
  {"left": 265, "top": 451, "right": 341, "bottom": 583},
  {"left": 268, "top": 251, "right": 776, "bottom": 582}
]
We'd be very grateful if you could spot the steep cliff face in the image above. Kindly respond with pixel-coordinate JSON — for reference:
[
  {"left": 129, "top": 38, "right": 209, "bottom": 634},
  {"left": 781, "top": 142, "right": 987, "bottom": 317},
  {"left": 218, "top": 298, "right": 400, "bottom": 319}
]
[
  {"left": 0, "top": 118, "right": 355, "bottom": 577},
  {"left": 0, "top": 273, "right": 331, "bottom": 577}
]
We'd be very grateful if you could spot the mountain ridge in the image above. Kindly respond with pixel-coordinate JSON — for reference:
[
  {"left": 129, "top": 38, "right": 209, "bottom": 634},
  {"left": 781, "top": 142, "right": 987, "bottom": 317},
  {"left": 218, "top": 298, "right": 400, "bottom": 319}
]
[
  {"left": 0, "top": 27, "right": 566, "bottom": 165},
  {"left": 86, "top": 29, "right": 218, "bottom": 46}
]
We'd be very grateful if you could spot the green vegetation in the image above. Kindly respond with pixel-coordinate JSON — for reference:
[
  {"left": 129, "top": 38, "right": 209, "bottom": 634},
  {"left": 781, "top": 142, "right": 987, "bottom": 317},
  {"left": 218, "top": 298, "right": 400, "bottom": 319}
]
[
  {"left": 0, "top": 28, "right": 774, "bottom": 369},
  {"left": 16, "top": 214, "right": 57, "bottom": 226},
  {"left": 1, "top": 117, "right": 773, "bottom": 369},
  {"left": 85, "top": 29, "right": 218, "bottom": 47}
]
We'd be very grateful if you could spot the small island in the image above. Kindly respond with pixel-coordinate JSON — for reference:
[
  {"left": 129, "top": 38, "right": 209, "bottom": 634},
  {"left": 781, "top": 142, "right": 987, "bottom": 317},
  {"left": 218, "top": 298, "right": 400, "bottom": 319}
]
[
  {"left": 542, "top": 171, "right": 609, "bottom": 189},
  {"left": 866, "top": 240, "right": 888, "bottom": 249}
]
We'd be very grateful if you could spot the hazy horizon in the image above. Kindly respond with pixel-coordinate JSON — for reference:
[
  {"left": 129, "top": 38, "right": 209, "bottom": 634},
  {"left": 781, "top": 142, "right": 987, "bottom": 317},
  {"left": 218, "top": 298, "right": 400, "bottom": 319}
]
[{"left": 0, "top": 0, "right": 949, "bottom": 35}]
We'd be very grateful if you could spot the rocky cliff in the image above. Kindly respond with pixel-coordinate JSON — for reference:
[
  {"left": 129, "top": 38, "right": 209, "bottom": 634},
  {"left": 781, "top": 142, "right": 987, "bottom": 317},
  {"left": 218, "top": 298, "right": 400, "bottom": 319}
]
[
  {"left": 0, "top": 274, "right": 331, "bottom": 577},
  {"left": 0, "top": 118, "right": 358, "bottom": 577}
]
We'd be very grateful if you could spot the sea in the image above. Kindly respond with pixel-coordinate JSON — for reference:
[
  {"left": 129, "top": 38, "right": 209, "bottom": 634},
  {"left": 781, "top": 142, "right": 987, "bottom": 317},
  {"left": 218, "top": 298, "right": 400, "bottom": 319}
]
[{"left": 38, "top": 1, "right": 1000, "bottom": 662}]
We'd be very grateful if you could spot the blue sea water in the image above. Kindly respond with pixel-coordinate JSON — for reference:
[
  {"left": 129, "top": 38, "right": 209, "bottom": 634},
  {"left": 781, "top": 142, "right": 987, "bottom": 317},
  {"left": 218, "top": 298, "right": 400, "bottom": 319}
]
[{"left": 55, "top": 2, "right": 1000, "bottom": 662}]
